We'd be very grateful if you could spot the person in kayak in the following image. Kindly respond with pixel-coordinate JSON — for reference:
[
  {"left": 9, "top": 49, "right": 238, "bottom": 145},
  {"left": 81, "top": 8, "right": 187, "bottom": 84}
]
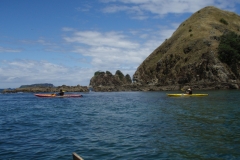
[
  {"left": 58, "top": 89, "right": 64, "bottom": 96},
  {"left": 186, "top": 87, "right": 192, "bottom": 95}
]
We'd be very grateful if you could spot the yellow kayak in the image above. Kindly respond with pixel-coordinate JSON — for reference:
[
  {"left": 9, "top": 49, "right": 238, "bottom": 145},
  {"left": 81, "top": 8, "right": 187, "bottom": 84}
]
[{"left": 167, "top": 94, "right": 208, "bottom": 97}]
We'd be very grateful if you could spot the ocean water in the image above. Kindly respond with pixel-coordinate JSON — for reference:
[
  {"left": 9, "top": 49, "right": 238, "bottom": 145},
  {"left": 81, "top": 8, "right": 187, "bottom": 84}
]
[{"left": 0, "top": 90, "right": 240, "bottom": 160}]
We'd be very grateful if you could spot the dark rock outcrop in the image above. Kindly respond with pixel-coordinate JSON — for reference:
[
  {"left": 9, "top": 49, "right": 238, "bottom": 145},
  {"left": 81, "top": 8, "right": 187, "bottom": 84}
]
[{"left": 89, "top": 70, "right": 132, "bottom": 91}]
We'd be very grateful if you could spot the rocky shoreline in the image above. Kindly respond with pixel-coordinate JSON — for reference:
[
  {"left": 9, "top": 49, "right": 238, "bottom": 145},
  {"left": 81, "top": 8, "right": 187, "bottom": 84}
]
[
  {"left": 2, "top": 85, "right": 89, "bottom": 93},
  {"left": 2, "top": 82, "right": 239, "bottom": 93},
  {"left": 92, "top": 82, "right": 239, "bottom": 92}
]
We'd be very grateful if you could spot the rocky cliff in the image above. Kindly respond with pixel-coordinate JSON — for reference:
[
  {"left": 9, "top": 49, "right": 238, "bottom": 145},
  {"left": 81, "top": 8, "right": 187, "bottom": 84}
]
[
  {"left": 89, "top": 70, "right": 132, "bottom": 91},
  {"left": 133, "top": 6, "right": 240, "bottom": 90}
]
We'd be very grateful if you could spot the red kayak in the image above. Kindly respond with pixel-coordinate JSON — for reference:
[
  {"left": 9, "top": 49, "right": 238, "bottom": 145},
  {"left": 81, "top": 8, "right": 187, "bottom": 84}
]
[{"left": 35, "top": 94, "right": 83, "bottom": 98}]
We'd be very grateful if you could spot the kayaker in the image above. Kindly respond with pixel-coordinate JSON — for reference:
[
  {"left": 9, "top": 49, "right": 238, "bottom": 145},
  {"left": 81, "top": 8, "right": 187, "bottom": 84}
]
[
  {"left": 58, "top": 89, "right": 64, "bottom": 96},
  {"left": 186, "top": 87, "right": 192, "bottom": 95}
]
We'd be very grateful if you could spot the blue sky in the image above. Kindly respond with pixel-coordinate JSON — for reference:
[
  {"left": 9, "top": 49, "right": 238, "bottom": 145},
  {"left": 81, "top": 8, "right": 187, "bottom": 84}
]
[{"left": 1, "top": 0, "right": 240, "bottom": 88}]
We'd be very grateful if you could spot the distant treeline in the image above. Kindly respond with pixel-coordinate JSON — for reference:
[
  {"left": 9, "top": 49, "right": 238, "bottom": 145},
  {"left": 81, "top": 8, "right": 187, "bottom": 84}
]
[{"left": 20, "top": 83, "right": 54, "bottom": 88}]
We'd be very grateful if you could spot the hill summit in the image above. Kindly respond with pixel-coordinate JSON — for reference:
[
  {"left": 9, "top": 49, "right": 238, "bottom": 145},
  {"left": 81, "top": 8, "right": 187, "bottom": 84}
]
[{"left": 133, "top": 6, "right": 240, "bottom": 90}]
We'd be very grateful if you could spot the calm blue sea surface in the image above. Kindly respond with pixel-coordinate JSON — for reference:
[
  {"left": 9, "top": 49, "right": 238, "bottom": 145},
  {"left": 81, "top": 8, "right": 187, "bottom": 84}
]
[{"left": 0, "top": 90, "right": 240, "bottom": 160}]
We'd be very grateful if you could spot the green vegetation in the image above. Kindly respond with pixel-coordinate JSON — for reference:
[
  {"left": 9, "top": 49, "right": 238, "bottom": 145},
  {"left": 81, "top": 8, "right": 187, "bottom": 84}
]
[
  {"left": 218, "top": 31, "right": 240, "bottom": 65},
  {"left": 220, "top": 18, "right": 228, "bottom": 25},
  {"left": 115, "top": 70, "right": 124, "bottom": 81},
  {"left": 94, "top": 71, "right": 105, "bottom": 76},
  {"left": 133, "top": 6, "right": 240, "bottom": 84},
  {"left": 218, "top": 31, "right": 240, "bottom": 76},
  {"left": 94, "top": 70, "right": 130, "bottom": 82},
  {"left": 125, "top": 74, "right": 132, "bottom": 83},
  {"left": 91, "top": 70, "right": 132, "bottom": 86},
  {"left": 20, "top": 83, "right": 54, "bottom": 88},
  {"left": 106, "top": 71, "right": 112, "bottom": 75}
]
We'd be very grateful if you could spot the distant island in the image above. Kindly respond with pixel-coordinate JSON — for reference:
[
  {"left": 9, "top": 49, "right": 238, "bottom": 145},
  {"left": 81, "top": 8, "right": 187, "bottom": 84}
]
[
  {"left": 2, "top": 84, "right": 89, "bottom": 93},
  {"left": 19, "top": 83, "right": 54, "bottom": 88}
]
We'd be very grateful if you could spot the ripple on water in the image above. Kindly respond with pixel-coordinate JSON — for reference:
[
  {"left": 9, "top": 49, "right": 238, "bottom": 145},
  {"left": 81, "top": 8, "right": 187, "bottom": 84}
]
[{"left": 0, "top": 91, "right": 240, "bottom": 159}]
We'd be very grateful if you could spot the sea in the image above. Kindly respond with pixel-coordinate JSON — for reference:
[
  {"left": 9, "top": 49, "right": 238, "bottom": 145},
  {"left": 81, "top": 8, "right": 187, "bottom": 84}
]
[{"left": 0, "top": 90, "right": 240, "bottom": 160}]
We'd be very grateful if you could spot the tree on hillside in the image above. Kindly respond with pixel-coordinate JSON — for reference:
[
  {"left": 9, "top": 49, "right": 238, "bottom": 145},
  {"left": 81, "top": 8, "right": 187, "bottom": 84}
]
[
  {"left": 125, "top": 74, "right": 132, "bottom": 84},
  {"left": 106, "top": 71, "right": 112, "bottom": 75},
  {"left": 218, "top": 31, "right": 240, "bottom": 77},
  {"left": 94, "top": 71, "right": 105, "bottom": 76},
  {"left": 115, "top": 70, "right": 124, "bottom": 81}
]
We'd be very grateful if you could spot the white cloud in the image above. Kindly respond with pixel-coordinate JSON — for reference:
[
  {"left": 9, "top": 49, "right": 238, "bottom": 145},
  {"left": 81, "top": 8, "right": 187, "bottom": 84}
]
[
  {"left": 20, "top": 38, "right": 55, "bottom": 46},
  {"left": 1, "top": 25, "right": 173, "bottom": 88},
  {"left": 0, "top": 58, "right": 137, "bottom": 88},
  {"left": 63, "top": 29, "right": 151, "bottom": 69},
  {"left": 62, "top": 26, "right": 174, "bottom": 76},
  {"left": 0, "top": 60, "right": 93, "bottom": 88},
  {"left": 75, "top": 2, "right": 92, "bottom": 12},
  {"left": 103, "top": 5, "right": 130, "bottom": 13},
  {"left": 0, "top": 46, "right": 21, "bottom": 53},
  {"left": 102, "top": 0, "right": 240, "bottom": 18},
  {"left": 62, "top": 27, "right": 76, "bottom": 32},
  {"left": 64, "top": 31, "right": 139, "bottom": 49}
]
